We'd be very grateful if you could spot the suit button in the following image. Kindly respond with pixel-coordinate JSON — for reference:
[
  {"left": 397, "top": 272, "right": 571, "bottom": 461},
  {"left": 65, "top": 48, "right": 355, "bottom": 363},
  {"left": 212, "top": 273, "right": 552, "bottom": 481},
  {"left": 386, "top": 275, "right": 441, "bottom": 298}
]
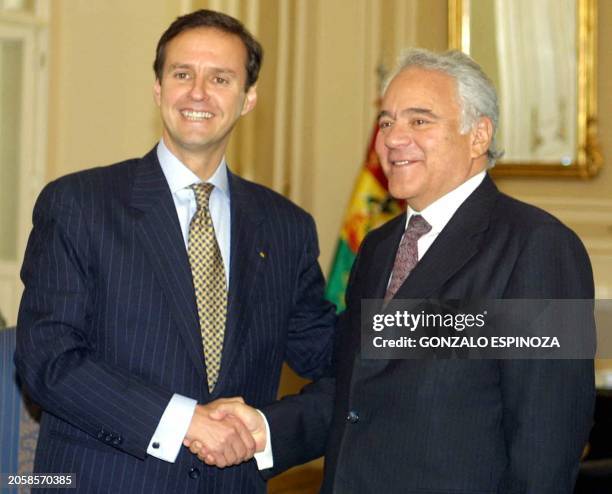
[
  {"left": 188, "top": 467, "right": 200, "bottom": 479},
  {"left": 346, "top": 411, "right": 359, "bottom": 423},
  {"left": 97, "top": 429, "right": 106, "bottom": 439},
  {"left": 112, "top": 436, "right": 123, "bottom": 446},
  {"left": 104, "top": 434, "right": 114, "bottom": 443}
]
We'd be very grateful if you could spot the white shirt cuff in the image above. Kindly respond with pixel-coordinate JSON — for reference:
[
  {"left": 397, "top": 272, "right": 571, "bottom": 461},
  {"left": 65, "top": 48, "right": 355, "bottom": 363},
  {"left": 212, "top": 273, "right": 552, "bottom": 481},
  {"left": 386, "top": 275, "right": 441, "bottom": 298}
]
[
  {"left": 254, "top": 410, "right": 273, "bottom": 470},
  {"left": 147, "top": 394, "right": 197, "bottom": 462}
]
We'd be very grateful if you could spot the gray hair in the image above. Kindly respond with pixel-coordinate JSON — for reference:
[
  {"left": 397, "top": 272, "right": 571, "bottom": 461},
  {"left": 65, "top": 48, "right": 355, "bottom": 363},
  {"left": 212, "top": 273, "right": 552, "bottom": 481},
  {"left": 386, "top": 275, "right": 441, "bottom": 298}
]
[{"left": 383, "top": 48, "right": 504, "bottom": 166}]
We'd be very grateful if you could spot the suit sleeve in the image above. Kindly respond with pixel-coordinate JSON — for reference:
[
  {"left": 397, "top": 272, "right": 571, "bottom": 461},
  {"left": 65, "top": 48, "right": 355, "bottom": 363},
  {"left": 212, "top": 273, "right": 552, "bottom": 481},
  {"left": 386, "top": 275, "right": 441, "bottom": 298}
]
[
  {"left": 15, "top": 181, "right": 173, "bottom": 460},
  {"left": 261, "top": 230, "right": 368, "bottom": 477},
  {"left": 260, "top": 309, "right": 351, "bottom": 477},
  {"left": 498, "top": 223, "right": 595, "bottom": 493},
  {"left": 283, "top": 213, "right": 337, "bottom": 380},
  {"left": 260, "top": 374, "right": 336, "bottom": 477}
]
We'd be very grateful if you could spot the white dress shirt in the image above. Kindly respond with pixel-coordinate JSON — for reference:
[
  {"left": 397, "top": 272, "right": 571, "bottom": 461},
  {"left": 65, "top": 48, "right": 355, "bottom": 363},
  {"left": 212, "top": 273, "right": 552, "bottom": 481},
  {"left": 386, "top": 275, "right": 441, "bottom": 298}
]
[{"left": 146, "top": 139, "right": 271, "bottom": 468}]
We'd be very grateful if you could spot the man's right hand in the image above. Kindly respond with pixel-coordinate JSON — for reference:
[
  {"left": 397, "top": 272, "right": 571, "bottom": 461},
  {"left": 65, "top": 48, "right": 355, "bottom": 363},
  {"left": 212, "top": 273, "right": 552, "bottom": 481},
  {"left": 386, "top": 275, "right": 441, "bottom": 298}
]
[{"left": 182, "top": 397, "right": 256, "bottom": 468}]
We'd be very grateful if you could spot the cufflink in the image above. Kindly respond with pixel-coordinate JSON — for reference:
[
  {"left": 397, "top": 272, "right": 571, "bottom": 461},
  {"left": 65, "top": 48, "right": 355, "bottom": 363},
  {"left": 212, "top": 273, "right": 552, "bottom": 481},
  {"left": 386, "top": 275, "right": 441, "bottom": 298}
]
[
  {"left": 152, "top": 442, "right": 160, "bottom": 449},
  {"left": 258, "top": 251, "right": 266, "bottom": 259}
]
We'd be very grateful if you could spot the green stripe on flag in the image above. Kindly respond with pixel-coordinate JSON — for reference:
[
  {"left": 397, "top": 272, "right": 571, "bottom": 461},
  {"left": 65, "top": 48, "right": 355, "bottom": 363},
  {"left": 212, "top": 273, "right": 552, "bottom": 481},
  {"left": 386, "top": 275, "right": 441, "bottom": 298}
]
[{"left": 325, "top": 239, "right": 356, "bottom": 312}]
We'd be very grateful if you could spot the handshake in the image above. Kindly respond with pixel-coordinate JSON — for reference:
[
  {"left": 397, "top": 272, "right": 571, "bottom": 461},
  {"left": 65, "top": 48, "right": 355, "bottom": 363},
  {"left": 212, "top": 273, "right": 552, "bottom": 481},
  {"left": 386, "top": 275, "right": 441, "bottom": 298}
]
[{"left": 182, "top": 398, "right": 266, "bottom": 468}]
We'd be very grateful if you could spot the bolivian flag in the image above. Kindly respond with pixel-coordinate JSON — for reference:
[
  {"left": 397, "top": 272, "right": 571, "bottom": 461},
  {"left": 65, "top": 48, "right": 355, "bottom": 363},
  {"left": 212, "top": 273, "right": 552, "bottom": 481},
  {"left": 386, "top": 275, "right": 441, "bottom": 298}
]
[{"left": 325, "top": 125, "right": 405, "bottom": 311}]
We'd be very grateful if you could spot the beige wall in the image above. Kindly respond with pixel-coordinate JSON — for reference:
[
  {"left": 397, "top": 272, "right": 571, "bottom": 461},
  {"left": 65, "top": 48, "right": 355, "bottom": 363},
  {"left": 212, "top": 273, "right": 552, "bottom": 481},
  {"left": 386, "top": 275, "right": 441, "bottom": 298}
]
[{"left": 47, "top": 0, "right": 180, "bottom": 179}]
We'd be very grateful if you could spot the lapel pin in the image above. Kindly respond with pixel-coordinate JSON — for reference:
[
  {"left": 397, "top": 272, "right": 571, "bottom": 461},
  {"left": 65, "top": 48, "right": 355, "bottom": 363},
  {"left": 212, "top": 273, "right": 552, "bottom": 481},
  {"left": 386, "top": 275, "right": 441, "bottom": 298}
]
[{"left": 259, "top": 251, "right": 266, "bottom": 259}]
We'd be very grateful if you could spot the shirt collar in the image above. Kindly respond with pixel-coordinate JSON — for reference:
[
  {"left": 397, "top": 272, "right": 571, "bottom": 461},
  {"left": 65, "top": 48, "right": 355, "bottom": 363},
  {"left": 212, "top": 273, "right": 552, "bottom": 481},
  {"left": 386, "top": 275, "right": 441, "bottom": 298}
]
[
  {"left": 156, "top": 138, "right": 230, "bottom": 197},
  {"left": 407, "top": 171, "right": 486, "bottom": 233}
]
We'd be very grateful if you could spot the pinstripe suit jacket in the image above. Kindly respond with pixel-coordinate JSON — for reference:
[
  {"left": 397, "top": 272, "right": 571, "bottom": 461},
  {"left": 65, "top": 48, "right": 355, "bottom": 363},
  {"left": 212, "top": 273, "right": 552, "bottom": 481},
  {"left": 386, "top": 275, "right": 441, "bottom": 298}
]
[
  {"left": 15, "top": 148, "right": 336, "bottom": 493},
  {"left": 263, "top": 175, "right": 595, "bottom": 493}
]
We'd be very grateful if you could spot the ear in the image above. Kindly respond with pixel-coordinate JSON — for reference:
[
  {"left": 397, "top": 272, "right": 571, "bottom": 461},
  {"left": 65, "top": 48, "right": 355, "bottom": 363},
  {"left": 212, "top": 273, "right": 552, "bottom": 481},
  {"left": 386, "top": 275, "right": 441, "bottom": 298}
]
[
  {"left": 241, "top": 85, "right": 258, "bottom": 116},
  {"left": 470, "top": 116, "right": 493, "bottom": 159},
  {"left": 153, "top": 79, "right": 162, "bottom": 107}
]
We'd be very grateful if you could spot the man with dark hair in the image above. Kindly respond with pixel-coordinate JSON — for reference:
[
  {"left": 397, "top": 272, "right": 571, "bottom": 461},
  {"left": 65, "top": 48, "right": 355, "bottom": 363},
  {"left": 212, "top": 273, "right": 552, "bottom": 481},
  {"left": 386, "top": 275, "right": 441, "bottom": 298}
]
[
  {"left": 153, "top": 9, "right": 263, "bottom": 89},
  {"left": 207, "top": 48, "right": 595, "bottom": 493},
  {"left": 16, "top": 9, "right": 335, "bottom": 494}
]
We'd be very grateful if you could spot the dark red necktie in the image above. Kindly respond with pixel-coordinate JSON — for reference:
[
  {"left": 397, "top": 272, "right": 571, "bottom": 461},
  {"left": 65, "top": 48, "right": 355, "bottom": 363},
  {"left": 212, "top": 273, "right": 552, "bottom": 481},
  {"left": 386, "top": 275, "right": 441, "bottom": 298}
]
[{"left": 384, "top": 214, "right": 432, "bottom": 302}]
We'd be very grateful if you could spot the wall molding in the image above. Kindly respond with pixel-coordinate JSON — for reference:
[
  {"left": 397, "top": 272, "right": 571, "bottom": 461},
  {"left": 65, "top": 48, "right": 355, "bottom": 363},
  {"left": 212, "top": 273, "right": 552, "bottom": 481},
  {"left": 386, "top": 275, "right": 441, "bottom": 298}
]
[
  {"left": 519, "top": 196, "right": 612, "bottom": 221},
  {"left": 517, "top": 195, "right": 612, "bottom": 255}
]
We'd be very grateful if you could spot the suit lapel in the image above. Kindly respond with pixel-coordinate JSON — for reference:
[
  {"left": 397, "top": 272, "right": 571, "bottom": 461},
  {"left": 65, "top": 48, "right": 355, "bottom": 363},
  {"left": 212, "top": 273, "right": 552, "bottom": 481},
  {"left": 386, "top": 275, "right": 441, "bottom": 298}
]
[
  {"left": 213, "top": 172, "right": 266, "bottom": 394},
  {"left": 129, "top": 149, "right": 206, "bottom": 378},
  {"left": 367, "top": 214, "right": 407, "bottom": 300},
  {"left": 348, "top": 214, "right": 405, "bottom": 376}
]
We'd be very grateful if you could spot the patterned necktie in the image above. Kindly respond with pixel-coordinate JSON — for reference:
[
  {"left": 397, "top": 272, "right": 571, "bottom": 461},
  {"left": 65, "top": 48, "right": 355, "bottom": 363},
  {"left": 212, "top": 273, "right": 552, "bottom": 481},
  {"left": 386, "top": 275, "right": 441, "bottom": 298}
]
[
  {"left": 384, "top": 214, "right": 432, "bottom": 302},
  {"left": 188, "top": 183, "right": 227, "bottom": 392}
]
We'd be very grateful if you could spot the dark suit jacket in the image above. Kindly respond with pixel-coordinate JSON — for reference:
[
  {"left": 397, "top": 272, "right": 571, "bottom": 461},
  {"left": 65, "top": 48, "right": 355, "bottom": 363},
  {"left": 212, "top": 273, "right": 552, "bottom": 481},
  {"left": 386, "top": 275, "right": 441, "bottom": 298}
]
[
  {"left": 264, "top": 174, "right": 595, "bottom": 494},
  {"left": 15, "top": 148, "right": 336, "bottom": 494}
]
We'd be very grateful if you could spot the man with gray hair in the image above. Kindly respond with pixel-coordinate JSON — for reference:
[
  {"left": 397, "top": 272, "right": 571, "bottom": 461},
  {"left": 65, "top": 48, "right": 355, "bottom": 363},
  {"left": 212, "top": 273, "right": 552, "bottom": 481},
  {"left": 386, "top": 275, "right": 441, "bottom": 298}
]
[{"left": 197, "top": 48, "right": 595, "bottom": 493}]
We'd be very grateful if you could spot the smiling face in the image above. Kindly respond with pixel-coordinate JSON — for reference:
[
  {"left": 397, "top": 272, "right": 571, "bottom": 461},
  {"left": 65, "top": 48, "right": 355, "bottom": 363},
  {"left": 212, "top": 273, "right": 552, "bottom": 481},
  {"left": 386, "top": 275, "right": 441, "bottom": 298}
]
[
  {"left": 376, "top": 67, "right": 490, "bottom": 211},
  {"left": 153, "top": 27, "right": 257, "bottom": 173}
]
